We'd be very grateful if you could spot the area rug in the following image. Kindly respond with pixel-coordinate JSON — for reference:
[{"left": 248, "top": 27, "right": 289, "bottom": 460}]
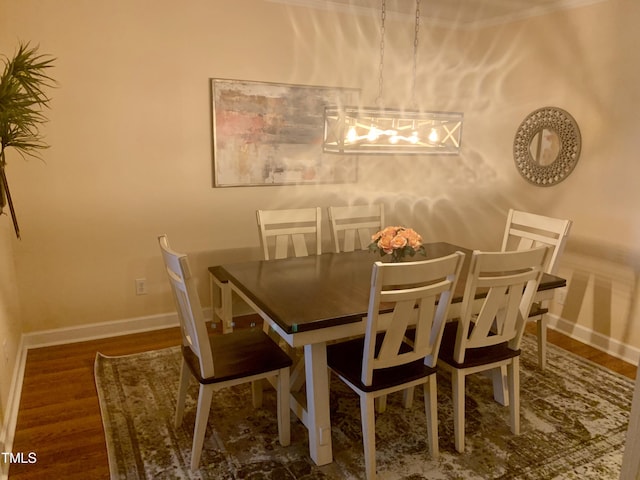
[{"left": 95, "top": 334, "right": 633, "bottom": 479}]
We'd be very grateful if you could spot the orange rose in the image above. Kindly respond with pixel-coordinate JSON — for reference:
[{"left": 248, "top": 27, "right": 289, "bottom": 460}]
[
  {"left": 390, "top": 234, "right": 408, "bottom": 250},
  {"left": 377, "top": 226, "right": 398, "bottom": 238},
  {"left": 401, "top": 228, "right": 422, "bottom": 250},
  {"left": 377, "top": 234, "right": 395, "bottom": 254}
]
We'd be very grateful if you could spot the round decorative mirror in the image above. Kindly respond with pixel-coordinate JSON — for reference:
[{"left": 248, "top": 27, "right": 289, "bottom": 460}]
[{"left": 513, "top": 106, "right": 581, "bottom": 186}]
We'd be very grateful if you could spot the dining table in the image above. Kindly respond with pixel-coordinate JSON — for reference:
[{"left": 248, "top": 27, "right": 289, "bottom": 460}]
[{"left": 208, "top": 242, "right": 566, "bottom": 466}]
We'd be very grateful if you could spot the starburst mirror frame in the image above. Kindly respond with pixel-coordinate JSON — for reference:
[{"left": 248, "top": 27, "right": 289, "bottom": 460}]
[{"left": 513, "top": 106, "right": 581, "bottom": 186}]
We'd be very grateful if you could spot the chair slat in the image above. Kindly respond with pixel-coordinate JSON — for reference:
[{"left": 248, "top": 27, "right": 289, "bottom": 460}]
[
  {"left": 274, "top": 235, "right": 290, "bottom": 259},
  {"left": 291, "top": 233, "right": 309, "bottom": 257},
  {"left": 343, "top": 229, "right": 357, "bottom": 252}
]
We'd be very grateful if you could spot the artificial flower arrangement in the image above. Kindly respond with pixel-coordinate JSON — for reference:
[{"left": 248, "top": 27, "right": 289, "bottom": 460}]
[{"left": 368, "top": 226, "right": 426, "bottom": 262}]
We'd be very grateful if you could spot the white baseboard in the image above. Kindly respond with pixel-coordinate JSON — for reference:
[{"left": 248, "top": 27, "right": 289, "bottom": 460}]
[
  {"left": 22, "top": 311, "right": 181, "bottom": 349},
  {"left": 548, "top": 314, "right": 640, "bottom": 366}
]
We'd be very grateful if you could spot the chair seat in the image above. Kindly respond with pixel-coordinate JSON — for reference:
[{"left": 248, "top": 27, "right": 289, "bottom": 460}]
[
  {"left": 528, "top": 302, "right": 548, "bottom": 318},
  {"left": 438, "top": 321, "right": 521, "bottom": 370},
  {"left": 183, "top": 328, "right": 293, "bottom": 385},
  {"left": 327, "top": 334, "right": 437, "bottom": 393}
]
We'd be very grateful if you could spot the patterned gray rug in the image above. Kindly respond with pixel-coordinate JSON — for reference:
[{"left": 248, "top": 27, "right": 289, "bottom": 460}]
[{"left": 95, "top": 334, "right": 633, "bottom": 479}]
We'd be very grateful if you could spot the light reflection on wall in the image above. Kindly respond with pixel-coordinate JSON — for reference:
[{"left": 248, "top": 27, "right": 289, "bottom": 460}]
[{"left": 272, "top": 3, "right": 540, "bottom": 249}]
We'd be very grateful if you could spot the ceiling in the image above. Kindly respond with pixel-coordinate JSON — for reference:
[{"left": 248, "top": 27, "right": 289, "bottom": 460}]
[{"left": 269, "top": 0, "right": 607, "bottom": 28}]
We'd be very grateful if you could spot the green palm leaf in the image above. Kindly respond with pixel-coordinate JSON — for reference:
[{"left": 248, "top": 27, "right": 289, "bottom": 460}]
[{"left": 0, "top": 42, "right": 56, "bottom": 238}]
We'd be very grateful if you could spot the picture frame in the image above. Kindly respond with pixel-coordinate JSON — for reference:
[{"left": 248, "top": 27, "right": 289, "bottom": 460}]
[{"left": 211, "top": 78, "right": 359, "bottom": 187}]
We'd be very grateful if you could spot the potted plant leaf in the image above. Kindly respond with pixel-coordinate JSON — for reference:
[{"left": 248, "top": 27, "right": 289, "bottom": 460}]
[{"left": 0, "top": 42, "right": 55, "bottom": 239}]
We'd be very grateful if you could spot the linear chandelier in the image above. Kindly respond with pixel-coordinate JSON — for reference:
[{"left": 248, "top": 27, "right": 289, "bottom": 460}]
[
  {"left": 323, "top": 106, "right": 463, "bottom": 155},
  {"left": 322, "top": 0, "right": 463, "bottom": 155}
]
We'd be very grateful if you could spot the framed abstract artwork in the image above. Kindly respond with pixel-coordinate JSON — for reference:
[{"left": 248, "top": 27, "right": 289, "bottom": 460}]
[{"left": 211, "top": 78, "right": 359, "bottom": 187}]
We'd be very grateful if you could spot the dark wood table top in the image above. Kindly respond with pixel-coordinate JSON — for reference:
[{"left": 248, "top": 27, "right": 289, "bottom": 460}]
[{"left": 209, "top": 242, "right": 566, "bottom": 335}]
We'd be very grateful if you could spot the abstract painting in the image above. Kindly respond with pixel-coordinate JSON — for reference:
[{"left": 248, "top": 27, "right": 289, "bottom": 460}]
[{"left": 211, "top": 78, "right": 359, "bottom": 187}]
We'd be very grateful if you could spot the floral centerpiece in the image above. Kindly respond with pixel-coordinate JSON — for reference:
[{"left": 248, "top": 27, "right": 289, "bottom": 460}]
[{"left": 368, "top": 226, "right": 426, "bottom": 263}]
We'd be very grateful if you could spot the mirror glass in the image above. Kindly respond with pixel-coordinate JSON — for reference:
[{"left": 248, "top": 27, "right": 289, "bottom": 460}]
[{"left": 529, "top": 129, "right": 560, "bottom": 166}]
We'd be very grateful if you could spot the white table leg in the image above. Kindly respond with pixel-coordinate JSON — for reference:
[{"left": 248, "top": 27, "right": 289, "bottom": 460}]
[
  {"left": 304, "top": 343, "right": 333, "bottom": 466},
  {"left": 209, "top": 272, "right": 233, "bottom": 333}
]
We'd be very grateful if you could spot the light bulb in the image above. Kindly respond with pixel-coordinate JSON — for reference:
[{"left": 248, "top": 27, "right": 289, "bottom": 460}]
[
  {"left": 410, "top": 131, "right": 419, "bottom": 144},
  {"left": 346, "top": 126, "right": 357, "bottom": 143},
  {"left": 367, "top": 127, "right": 379, "bottom": 142},
  {"left": 428, "top": 128, "right": 439, "bottom": 143}
]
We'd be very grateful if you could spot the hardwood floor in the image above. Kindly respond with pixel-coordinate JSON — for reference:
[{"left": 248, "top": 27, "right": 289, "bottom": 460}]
[
  {"left": 7, "top": 327, "right": 182, "bottom": 480},
  {"left": 6, "top": 319, "right": 637, "bottom": 479}
]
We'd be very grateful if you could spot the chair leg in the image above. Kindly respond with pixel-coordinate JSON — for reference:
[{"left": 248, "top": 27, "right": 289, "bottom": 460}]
[
  {"left": 251, "top": 380, "right": 263, "bottom": 408},
  {"left": 361, "top": 394, "right": 377, "bottom": 480},
  {"left": 508, "top": 357, "right": 521, "bottom": 435},
  {"left": 493, "top": 366, "right": 509, "bottom": 406},
  {"left": 174, "top": 358, "right": 191, "bottom": 428},
  {"left": 190, "top": 384, "right": 214, "bottom": 471},
  {"left": 537, "top": 314, "right": 548, "bottom": 370},
  {"left": 452, "top": 370, "right": 466, "bottom": 453},
  {"left": 277, "top": 367, "right": 291, "bottom": 446},
  {"left": 424, "top": 376, "right": 439, "bottom": 458},
  {"left": 402, "top": 386, "right": 415, "bottom": 409},
  {"left": 375, "top": 395, "right": 387, "bottom": 413}
]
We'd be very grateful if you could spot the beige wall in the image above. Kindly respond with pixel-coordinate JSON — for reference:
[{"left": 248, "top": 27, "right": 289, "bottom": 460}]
[{"left": 1, "top": 0, "right": 639, "bottom": 415}]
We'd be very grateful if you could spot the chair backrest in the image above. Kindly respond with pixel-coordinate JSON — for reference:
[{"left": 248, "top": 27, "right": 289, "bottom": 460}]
[
  {"left": 361, "top": 252, "right": 465, "bottom": 386},
  {"left": 501, "top": 209, "right": 572, "bottom": 274},
  {"left": 453, "top": 246, "right": 549, "bottom": 364},
  {"left": 256, "top": 207, "right": 322, "bottom": 260},
  {"left": 328, "top": 204, "right": 385, "bottom": 253},
  {"left": 158, "top": 235, "right": 214, "bottom": 377}
]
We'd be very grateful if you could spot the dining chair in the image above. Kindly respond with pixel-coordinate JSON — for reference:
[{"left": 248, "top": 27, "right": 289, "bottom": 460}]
[
  {"left": 437, "top": 246, "right": 549, "bottom": 453},
  {"left": 158, "top": 235, "right": 292, "bottom": 471},
  {"left": 501, "top": 208, "right": 572, "bottom": 369},
  {"left": 328, "top": 204, "right": 385, "bottom": 253},
  {"left": 256, "top": 207, "right": 322, "bottom": 260},
  {"left": 327, "top": 252, "right": 465, "bottom": 480}
]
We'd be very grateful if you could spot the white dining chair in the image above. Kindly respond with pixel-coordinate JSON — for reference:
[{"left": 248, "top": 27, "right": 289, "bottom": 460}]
[
  {"left": 501, "top": 208, "right": 572, "bottom": 369},
  {"left": 256, "top": 207, "right": 322, "bottom": 260},
  {"left": 437, "top": 246, "right": 549, "bottom": 453},
  {"left": 158, "top": 235, "right": 292, "bottom": 471},
  {"left": 327, "top": 252, "right": 465, "bottom": 480},
  {"left": 328, "top": 204, "right": 385, "bottom": 253}
]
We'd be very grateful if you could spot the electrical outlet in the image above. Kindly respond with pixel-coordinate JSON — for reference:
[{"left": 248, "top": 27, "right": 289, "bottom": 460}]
[
  {"left": 556, "top": 287, "right": 567, "bottom": 305},
  {"left": 135, "top": 278, "right": 148, "bottom": 295}
]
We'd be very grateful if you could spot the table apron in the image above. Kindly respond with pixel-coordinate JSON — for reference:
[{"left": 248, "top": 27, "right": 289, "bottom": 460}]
[{"left": 227, "top": 282, "right": 367, "bottom": 346}]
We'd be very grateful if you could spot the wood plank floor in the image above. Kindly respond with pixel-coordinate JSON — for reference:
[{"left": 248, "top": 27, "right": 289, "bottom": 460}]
[{"left": 6, "top": 319, "right": 637, "bottom": 479}]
